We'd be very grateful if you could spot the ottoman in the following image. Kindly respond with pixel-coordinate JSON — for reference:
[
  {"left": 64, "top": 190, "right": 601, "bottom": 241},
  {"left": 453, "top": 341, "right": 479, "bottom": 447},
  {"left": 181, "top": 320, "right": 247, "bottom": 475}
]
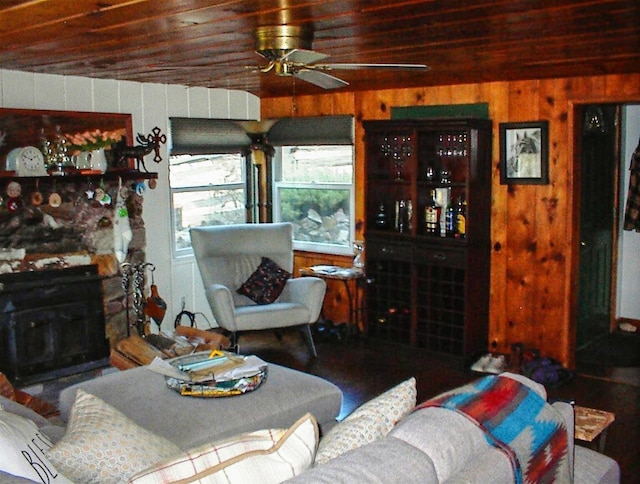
[{"left": 58, "top": 362, "right": 343, "bottom": 450}]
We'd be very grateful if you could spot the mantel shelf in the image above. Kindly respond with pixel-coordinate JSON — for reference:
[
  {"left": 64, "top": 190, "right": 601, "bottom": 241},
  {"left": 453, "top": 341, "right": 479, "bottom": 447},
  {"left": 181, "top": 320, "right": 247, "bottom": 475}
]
[{"left": 0, "top": 169, "right": 158, "bottom": 181}]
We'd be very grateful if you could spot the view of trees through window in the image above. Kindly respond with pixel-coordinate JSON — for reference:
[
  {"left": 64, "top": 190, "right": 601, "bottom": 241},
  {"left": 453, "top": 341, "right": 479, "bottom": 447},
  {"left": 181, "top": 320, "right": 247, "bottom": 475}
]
[
  {"left": 169, "top": 145, "right": 354, "bottom": 256},
  {"left": 274, "top": 145, "right": 354, "bottom": 253},
  {"left": 170, "top": 153, "right": 246, "bottom": 254}
]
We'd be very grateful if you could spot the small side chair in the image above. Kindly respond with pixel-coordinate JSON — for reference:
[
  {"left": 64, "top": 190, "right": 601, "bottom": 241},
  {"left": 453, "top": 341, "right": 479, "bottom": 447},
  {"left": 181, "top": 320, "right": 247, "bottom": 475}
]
[{"left": 190, "top": 223, "right": 326, "bottom": 356}]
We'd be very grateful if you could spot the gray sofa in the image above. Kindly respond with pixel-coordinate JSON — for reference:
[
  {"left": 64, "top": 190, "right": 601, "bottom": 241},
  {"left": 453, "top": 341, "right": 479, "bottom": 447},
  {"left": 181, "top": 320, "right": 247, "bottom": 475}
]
[
  {"left": 0, "top": 368, "right": 619, "bottom": 483},
  {"left": 289, "top": 374, "right": 620, "bottom": 483}
]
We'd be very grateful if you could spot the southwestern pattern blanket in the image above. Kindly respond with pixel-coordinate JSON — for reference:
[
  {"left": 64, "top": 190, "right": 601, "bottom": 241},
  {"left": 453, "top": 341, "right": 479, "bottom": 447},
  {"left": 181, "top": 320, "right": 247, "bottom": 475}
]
[{"left": 416, "top": 375, "right": 571, "bottom": 483}]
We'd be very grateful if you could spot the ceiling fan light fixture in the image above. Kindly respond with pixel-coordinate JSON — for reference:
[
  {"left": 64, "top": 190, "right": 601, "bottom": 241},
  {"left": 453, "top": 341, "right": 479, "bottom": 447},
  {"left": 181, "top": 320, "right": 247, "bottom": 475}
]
[
  {"left": 255, "top": 25, "right": 313, "bottom": 59},
  {"left": 274, "top": 61, "right": 295, "bottom": 77}
]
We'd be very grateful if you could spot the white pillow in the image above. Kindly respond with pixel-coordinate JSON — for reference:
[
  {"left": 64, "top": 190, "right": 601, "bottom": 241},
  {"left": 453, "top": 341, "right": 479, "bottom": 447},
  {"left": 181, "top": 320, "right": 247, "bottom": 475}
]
[
  {"left": 46, "top": 389, "right": 181, "bottom": 484},
  {"left": 129, "top": 413, "right": 318, "bottom": 484},
  {"left": 0, "top": 408, "right": 72, "bottom": 483},
  {"left": 315, "top": 377, "right": 416, "bottom": 465}
]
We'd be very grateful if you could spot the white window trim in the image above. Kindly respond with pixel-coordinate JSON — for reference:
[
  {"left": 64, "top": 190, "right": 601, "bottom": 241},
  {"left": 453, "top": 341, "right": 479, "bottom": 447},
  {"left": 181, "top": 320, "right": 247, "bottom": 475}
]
[
  {"left": 272, "top": 149, "right": 355, "bottom": 256},
  {"left": 169, "top": 153, "right": 247, "bottom": 259}
]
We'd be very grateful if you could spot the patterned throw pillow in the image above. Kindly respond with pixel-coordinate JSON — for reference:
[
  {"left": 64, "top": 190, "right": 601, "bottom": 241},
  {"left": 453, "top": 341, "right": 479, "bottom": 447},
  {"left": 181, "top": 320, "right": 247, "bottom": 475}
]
[
  {"left": 129, "top": 413, "right": 318, "bottom": 484},
  {"left": 237, "top": 257, "right": 291, "bottom": 304},
  {"left": 0, "top": 408, "right": 72, "bottom": 483},
  {"left": 46, "top": 390, "right": 181, "bottom": 484},
  {"left": 315, "top": 377, "right": 417, "bottom": 465}
]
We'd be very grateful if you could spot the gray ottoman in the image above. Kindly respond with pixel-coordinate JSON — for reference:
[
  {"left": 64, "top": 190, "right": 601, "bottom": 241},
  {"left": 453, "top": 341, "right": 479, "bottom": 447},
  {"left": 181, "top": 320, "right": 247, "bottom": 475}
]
[{"left": 58, "top": 363, "right": 342, "bottom": 450}]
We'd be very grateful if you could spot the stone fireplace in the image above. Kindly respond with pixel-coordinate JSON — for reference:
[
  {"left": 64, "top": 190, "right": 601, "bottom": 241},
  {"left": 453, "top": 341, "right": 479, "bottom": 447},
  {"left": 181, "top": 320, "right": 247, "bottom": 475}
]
[{"left": 0, "top": 173, "right": 151, "bottom": 384}]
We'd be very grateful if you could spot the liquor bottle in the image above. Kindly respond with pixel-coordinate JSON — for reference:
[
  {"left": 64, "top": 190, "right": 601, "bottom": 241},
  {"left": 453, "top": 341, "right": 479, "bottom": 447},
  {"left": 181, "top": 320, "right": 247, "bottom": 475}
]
[
  {"left": 445, "top": 197, "right": 456, "bottom": 237},
  {"left": 375, "top": 203, "right": 389, "bottom": 230},
  {"left": 424, "top": 189, "right": 441, "bottom": 235},
  {"left": 396, "top": 199, "right": 406, "bottom": 233},
  {"left": 455, "top": 194, "right": 467, "bottom": 239}
]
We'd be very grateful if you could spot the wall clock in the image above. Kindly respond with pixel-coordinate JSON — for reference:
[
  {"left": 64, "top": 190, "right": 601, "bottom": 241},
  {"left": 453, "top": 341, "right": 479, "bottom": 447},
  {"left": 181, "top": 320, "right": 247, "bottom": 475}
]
[{"left": 15, "top": 146, "right": 47, "bottom": 177}]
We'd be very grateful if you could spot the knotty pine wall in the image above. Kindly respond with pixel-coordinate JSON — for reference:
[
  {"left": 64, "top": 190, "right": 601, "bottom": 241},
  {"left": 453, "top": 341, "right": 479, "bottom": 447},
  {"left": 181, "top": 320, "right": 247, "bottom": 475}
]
[{"left": 264, "top": 73, "right": 640, "bottom": 367}]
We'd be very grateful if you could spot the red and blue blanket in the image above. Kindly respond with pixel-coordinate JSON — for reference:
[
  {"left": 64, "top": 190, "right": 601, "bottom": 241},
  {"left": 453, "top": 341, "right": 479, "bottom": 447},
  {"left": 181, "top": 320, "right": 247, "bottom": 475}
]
[{"left": 416, "top": 375, "right": 571, "bottom": 483}]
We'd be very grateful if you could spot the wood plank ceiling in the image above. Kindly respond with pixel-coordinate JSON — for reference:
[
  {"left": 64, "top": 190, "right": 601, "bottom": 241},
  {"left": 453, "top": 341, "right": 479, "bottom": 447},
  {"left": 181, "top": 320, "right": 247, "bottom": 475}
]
[{"left": 0, "top": 0, "right": 638, "bottom": 99}]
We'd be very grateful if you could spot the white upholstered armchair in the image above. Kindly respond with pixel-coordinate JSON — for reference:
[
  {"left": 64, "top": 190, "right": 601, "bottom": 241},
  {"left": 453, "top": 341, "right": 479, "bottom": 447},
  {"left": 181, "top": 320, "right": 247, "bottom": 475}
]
[{"left": 190, "top": 223, "right": 326, "bottom": 356}]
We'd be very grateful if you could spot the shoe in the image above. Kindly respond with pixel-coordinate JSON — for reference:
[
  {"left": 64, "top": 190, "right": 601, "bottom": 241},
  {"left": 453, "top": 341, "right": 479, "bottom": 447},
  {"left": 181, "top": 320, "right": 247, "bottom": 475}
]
[
  {"left": 471, "top": 354, "right": 492, "bottom": 372},
  {"left": 619, "top": 322, "right": 637, "bottom": 333},
  {"left": 485, "top": 355, "right": 506, "bottom": 374}
]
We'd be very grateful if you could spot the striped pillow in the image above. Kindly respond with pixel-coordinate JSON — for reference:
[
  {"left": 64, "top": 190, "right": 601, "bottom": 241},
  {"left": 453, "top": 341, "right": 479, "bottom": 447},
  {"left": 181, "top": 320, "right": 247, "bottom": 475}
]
[{"left": 129, "top": 413, "right": 318, "bottom": 484}]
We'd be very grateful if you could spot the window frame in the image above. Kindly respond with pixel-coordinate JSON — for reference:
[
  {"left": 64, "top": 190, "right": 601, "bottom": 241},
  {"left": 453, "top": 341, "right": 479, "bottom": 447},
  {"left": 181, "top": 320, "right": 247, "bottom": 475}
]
[
  {"left": 169, "top": 152, "right": 247, "bottom": 258},
  {"left": 272, "top": 145, "right": 355, "bottom": 256}
]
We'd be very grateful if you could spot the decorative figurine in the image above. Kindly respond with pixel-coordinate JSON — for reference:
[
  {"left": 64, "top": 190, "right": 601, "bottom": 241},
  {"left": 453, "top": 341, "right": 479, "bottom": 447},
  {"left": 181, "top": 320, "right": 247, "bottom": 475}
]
[{"left": 113, "top": 126, "right": 166, "bottom": 172}]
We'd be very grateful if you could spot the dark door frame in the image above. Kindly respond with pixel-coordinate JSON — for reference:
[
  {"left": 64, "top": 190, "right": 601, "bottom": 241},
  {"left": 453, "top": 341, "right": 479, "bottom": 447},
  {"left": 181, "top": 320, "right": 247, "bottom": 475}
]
[{"left": 570, "top": 100, "right": 640, "bottom": 364}]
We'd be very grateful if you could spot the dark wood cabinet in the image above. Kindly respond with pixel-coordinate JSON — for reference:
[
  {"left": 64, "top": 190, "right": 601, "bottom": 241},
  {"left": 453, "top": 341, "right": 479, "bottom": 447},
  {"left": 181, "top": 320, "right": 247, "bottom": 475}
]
[{"left": 363, "top": 118, "right": 492, "bottom": 363}]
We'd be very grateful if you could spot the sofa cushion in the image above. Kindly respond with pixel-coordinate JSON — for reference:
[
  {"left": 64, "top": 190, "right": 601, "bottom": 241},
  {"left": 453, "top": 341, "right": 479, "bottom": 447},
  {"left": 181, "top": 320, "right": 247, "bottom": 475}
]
[
  {"left": 315, "top": 377, "right": 416, "bottom": 465},
  {"left": 129, "top": 413, "right": 318, "bottom": 484},
  {"left": 46, "top": 390, "right": 181, "bottom": 484},
  {"left": 391, "top": 406, "right": 492, "bottom": 482},
  {"left": 0, "top": 406, "right": 71, "bottom": 483},
  {"left": 395, "top": 374, "right": 571, "bottom": 483},
  {"left": 237, "top": 256, "right": 291, "bottom": 304},
  {"left": 288, "top": 436, "right": 438, "bottom": 484}
]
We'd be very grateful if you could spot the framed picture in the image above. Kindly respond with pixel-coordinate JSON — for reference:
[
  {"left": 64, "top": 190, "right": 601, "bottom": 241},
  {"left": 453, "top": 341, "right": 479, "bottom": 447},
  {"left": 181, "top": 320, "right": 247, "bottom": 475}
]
[{"left": 499, "top": 121, "right": 549, "bottom": 184}]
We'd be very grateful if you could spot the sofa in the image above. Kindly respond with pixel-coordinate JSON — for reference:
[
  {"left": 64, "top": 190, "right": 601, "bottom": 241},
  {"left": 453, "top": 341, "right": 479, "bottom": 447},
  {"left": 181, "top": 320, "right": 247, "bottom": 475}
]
[{"left": 0, "top": 367, "right": 619, "bottom": 483}]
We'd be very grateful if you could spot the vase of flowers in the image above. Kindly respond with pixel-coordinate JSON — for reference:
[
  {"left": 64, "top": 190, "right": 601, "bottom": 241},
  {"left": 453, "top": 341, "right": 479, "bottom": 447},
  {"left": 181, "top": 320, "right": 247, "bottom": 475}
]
[{"left": 66, "top": 128, "right": 126, "bottom": 172}]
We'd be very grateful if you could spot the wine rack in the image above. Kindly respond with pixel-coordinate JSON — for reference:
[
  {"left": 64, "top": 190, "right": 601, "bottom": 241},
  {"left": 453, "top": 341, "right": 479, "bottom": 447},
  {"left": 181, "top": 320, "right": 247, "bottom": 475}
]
[{"left": 363, "top": 118, "right": 492, "bottom": 363}]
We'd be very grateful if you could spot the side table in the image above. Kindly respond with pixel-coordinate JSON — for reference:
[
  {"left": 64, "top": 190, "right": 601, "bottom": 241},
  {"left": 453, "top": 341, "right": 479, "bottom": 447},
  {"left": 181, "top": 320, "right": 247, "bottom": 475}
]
[
  {"left": 300, "top": 266, "right": 366, "bottom": 340},
  {"left": 574, "top": 405, "right": 615, "bottom": 452}
]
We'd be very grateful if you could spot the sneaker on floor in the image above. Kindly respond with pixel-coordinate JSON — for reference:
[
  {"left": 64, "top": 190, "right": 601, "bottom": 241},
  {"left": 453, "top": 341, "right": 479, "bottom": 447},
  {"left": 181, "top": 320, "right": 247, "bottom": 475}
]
[
  {"left": 619, "top": 322, "right": 637, "bottom": 333},
  {"left": 485, "top": 355, "right": 506, "bottom": 374},
  {"left": 471, "top": 353, "right": 492, "bottom": 372}
]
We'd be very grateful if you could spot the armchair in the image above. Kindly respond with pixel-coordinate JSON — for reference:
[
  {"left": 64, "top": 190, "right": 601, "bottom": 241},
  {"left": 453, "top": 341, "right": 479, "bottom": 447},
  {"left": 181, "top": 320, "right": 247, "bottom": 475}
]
[{"left": 190, "top": 223, "right": 326, "bottom": 356}]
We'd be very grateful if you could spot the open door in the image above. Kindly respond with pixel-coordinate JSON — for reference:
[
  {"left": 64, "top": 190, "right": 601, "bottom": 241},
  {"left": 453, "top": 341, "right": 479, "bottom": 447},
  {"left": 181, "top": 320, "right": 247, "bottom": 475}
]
[{"left": 577, "top": 104, "right": 619, "bottom": 349}]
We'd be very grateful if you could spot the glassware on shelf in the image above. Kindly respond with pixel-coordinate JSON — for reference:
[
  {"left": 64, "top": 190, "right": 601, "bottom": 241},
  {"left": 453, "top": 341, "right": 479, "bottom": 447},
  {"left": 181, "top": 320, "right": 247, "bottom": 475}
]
[
  {"left": 380, "top": 133, "right": 412, "bottom": 180},
  {"left": 440, "top": 169, "right": 451, "bottom": 184},
  {"left": 352, "top": 240, "right": 365, "bottom": 270},
  {"left": 425, "top": 164, "right": 435, "bottom": 181}
]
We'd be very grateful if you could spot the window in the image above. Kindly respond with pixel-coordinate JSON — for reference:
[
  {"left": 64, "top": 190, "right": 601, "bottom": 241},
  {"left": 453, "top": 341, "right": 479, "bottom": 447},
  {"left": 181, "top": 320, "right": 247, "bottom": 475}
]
[
  {"left": 170, "top": 153, "right": 246, "bottom": 256},
  {"left": 273, "top": 145, "right": 354, "bottom": 255},
  {"left": 168, "top": 115, "right": 355, "bottom": 257}
]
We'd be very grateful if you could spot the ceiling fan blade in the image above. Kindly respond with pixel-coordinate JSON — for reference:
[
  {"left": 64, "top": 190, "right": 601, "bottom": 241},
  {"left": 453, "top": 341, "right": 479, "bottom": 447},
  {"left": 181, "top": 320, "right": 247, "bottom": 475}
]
[
  {"left": 319, "top": 63, "right": 429, "bottom": 71},
  {"left": 281, "top": 49, "right": 328, "bottom": 65},
  {"left": 294, "top": 69, "right": 349, "bottom": 89}
]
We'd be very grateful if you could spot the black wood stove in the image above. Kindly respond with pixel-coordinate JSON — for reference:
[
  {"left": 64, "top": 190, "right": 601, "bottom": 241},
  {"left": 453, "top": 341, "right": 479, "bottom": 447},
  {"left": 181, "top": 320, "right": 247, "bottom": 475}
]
[{"left": 0, "top": 265, "right": 109, "bottom": 385}]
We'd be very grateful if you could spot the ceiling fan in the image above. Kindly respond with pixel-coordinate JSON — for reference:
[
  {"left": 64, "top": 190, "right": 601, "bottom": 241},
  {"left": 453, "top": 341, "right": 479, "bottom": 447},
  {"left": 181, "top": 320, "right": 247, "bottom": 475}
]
[{"left": 252, "top": 25, "right": 429, "bottom": 90}]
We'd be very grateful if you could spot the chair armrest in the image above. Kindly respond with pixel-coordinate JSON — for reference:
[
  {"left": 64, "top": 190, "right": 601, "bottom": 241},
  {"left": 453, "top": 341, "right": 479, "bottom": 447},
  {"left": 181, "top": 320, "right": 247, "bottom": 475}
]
[
  {"left": 282, "top": 277, "right": 327, "bottom": 323},
  {"left": 204, "top": 283, "right": 238, "bottom": 332}
]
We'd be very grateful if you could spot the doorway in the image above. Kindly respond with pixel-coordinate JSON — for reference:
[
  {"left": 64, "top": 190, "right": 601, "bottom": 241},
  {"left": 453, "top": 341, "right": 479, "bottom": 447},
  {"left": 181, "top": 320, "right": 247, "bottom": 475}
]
[
  {"left": 576, "top": 103, "right": 640, "bottom": 380},
  {"left": 576, "top": 104, "right": 619, "bottom": 350}
]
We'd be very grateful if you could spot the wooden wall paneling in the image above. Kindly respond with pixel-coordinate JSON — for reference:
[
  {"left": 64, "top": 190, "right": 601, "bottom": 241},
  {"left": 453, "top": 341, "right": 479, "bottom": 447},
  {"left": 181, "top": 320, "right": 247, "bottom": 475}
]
[
  {"left": 263, "top": 73, "right": 640, "bottom": 367},
  {"left": 534, "top": 79, "right": 572, "bottom": 364},
  {"left": 501, "top": 81, "right": 541, "bottom": 353},
  {"left": 486, "top": 82, "right": 511, "bottom": 354}
]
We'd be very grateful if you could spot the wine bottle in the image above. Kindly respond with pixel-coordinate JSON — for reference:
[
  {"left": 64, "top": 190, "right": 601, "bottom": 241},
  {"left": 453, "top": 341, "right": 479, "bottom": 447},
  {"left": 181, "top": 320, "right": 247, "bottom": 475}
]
[
  {"left": 455, "top": 194, "right": 467, "bottom": 239},
  {"left": 424, "top": 189, "right": 441, "bottom": 235}
]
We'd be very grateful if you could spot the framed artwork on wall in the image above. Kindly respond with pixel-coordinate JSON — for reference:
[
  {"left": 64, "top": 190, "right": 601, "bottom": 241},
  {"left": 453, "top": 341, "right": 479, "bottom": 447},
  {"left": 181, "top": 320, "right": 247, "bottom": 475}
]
[{"left": 499, "top": 121, "right": 549, "bottom": 185}]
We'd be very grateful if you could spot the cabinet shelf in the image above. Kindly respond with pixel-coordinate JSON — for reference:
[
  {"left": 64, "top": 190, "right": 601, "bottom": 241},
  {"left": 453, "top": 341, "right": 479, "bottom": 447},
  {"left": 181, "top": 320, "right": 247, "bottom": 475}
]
[{"left": 363, "top": 118, "right": 492, "bottom": 365}]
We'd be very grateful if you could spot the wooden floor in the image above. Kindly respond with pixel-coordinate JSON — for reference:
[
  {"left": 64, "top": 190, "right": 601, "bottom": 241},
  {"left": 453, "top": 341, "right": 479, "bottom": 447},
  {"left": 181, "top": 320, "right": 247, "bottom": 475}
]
[{"left": 23, "top": 328, "right": 640, "bottom": 483}]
